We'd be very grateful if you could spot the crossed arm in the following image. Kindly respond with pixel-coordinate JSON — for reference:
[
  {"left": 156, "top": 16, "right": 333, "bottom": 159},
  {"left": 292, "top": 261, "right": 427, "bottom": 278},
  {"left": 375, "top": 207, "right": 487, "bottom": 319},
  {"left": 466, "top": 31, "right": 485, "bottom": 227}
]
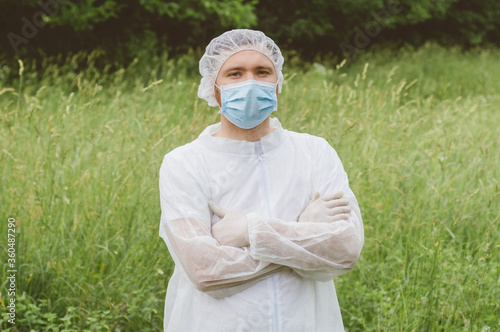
[
  {"left": 163, "top": 216, "right": 290, "bottom": 297},
  {"left": 163, "top": 193, "right": 361, "bottom": 298}
]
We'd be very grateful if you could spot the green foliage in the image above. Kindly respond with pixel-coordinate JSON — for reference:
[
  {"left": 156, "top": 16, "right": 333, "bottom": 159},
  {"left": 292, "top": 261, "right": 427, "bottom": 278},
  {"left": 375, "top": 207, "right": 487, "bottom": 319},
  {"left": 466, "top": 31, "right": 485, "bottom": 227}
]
[
  {"left": 1, "top": 0, "right": 499, "bottom": 61},
  {"left": 47, "top": 0, "right": 257, "bottom": 31},
  {"left": 256, "top": 0, "right": 500, "bottom": 57},
  {"left": 0, "top": 44, "right": 499, "bottom": 331},
  {"left": 397, "top": 0, "right": 456, "bottom": 22},
  {"left": 50, "top": 0, "right": 125, "bottom": 31},
  {"left": 0, "top": 0, "right": 258, "bottom": 60},
  {"left": 138, "top": 0, "right": 257, "bottom": 26},
  {"left": 0, "top": 292, "right": 162, "bottom": 331}
]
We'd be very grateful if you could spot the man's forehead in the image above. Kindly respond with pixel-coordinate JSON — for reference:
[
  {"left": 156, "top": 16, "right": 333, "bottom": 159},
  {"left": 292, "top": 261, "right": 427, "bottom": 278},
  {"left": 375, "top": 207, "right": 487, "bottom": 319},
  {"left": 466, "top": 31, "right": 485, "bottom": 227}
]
[{"left": 220, "top": 50, "right": 275, "bottom": 70}]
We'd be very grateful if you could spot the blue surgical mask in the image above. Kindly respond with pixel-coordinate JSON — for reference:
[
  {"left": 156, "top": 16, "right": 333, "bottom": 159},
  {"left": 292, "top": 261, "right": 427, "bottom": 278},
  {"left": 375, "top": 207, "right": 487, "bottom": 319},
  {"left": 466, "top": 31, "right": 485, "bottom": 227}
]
[{"left": 215, "top": 80, "right": 278, "bottom": 129}]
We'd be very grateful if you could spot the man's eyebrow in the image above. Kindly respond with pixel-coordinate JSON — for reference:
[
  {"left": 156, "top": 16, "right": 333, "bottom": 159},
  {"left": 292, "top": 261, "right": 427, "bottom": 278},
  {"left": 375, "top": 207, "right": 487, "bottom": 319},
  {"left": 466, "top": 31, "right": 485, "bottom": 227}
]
[
  {"left": 255, "top": 65, "right": 275, "bottom": 71},
  {"left": 222, "top": 66, "right": 245, "bottom": 72}
]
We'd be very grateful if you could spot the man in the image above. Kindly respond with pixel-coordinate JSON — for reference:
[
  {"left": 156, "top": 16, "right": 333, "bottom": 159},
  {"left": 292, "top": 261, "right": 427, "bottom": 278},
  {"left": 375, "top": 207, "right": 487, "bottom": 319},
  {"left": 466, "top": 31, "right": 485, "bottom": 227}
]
[{"left": 159, "top": 29, "right": 364, "bottom": 331}]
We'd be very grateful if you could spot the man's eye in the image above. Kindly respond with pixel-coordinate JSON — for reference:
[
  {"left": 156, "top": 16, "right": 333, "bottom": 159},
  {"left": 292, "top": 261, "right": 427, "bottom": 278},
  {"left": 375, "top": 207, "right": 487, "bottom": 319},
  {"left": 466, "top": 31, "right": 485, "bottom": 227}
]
[
  {"left": 258, "top": 71, "right": 270, "bottom": 76},
  {"left": 228, "top": 72, "right": 241, "bottom": 77}
]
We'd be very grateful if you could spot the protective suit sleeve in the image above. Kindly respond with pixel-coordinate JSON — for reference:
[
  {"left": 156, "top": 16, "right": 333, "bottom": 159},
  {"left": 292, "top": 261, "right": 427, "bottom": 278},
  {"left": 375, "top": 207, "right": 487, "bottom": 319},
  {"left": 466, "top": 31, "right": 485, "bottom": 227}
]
[
  {"left": 247, "top": 138, "right": 364, "bottom": 281},
  {"left": 159, "top": 154, "right": 288, "bottom": 298}
]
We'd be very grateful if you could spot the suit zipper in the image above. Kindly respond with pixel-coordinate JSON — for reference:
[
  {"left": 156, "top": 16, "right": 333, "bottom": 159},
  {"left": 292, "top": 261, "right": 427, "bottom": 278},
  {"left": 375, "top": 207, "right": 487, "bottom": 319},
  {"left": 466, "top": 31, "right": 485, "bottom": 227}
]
[{"left": 256, "top": 144, "right": 279, "bottom": 332}]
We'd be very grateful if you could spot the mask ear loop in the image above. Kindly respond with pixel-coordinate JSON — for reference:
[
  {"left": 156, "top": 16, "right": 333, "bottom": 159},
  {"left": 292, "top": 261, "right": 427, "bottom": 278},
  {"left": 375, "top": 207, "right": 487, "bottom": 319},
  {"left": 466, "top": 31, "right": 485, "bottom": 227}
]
[{"left": 214, "top": 83, "right": 222, "bottom": 109}]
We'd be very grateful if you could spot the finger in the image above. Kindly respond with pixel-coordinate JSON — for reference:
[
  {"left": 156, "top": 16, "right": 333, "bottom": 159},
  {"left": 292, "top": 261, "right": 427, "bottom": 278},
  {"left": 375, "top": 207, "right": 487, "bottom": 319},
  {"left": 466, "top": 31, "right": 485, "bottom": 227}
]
[
  {"left": 321, "top": 191, "right": 344, "bottom": 201},
  {"left": 309, "top": 192, "right": 320, "bottom": 203},
  {"left": 325, "top": 199, "right": 349, "bottom": 209},
  {"left": 329, "top": 213, "right": 350, "bottom": 222},
  {"left": 208, "top": 201, "right": 226, "bottom": 218},
  {"left": 326, "top": 206, "right": 351, "bottom": 217}
]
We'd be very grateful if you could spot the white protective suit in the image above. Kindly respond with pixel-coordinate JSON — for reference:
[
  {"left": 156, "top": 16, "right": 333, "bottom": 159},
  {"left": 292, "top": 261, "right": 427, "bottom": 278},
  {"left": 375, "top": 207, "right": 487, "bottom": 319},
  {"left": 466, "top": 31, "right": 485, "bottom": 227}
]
[{"left": 159, "top": 117, "right": 364, "bottom": 332}]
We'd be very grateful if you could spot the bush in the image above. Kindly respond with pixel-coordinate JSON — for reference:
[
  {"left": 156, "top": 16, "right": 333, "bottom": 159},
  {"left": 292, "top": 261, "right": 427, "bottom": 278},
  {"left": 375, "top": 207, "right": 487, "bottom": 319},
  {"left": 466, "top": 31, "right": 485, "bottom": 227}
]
[{"left": 1, "top": 0, "right": 499, "bottom": 63}]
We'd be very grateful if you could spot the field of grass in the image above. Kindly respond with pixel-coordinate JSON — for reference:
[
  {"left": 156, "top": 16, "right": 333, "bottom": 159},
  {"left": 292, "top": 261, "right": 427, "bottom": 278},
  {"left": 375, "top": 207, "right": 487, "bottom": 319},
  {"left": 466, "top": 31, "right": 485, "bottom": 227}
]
[{"left": 0, "top": 44, "right": 499, "bottom": 331}]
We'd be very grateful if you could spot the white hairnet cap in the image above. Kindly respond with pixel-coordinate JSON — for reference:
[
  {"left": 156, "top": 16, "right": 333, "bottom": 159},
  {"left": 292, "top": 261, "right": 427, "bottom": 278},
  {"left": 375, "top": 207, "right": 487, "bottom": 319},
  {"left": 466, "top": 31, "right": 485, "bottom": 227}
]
[{"left": 198, "top": 29, "right": 285, "bottom": 107}]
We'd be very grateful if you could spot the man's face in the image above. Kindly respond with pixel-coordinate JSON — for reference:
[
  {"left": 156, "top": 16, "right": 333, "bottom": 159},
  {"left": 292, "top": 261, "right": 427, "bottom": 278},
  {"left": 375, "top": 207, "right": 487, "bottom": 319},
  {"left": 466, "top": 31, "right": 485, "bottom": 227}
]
[{"left": 214, "top": 50, "right": 278, "bottom": 107}]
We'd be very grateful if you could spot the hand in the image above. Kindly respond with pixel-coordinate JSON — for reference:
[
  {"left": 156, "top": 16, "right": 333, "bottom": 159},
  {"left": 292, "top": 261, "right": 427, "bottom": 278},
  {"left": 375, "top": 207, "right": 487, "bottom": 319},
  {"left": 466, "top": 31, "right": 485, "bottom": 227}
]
[
  {"left": 298, "top": 191, "right": 351, "bottom": 223},
  {"left": 208, "top": 201, "right": 250, "bottom": 247}
]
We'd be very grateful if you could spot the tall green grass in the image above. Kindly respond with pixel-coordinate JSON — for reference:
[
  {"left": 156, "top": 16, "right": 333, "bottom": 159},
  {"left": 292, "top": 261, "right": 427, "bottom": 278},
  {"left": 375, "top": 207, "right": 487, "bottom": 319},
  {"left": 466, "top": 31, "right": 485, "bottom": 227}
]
[{"left": 1, "top": 44, "right": 498, "bottom": 331}]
